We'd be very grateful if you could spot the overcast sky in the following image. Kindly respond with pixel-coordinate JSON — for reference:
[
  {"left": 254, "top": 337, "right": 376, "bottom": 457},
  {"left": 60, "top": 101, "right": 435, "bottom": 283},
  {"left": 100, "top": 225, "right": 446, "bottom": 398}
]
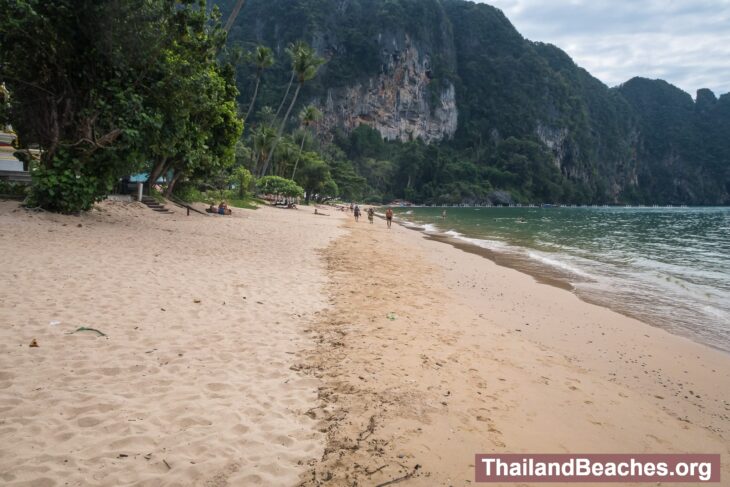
[{"left": 477, "top": 0, "right": 730, "bottom": 97}]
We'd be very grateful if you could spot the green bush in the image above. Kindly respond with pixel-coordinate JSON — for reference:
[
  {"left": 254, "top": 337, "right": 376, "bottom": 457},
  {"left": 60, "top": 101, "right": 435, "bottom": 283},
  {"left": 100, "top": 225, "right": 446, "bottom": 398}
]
[
  {"left": 172, "top": 181, "right": 206, "bottom": 203},
  {"left": 27, "top": 150, "right": 111, "bottom": 213},
  {"left": 0, "top": 180, "right": 29, "bottom": 197}
]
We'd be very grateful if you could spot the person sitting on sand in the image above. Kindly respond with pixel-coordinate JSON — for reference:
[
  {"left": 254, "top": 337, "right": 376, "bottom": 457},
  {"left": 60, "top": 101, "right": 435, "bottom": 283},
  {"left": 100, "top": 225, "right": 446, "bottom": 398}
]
[
  {"left": 385, "top": 207, "right": 393, "bottom": 229},
  {"left": 367, "top": 207, "right": 374, "bottom": 224},
  {"left": 218, "top": 201, "right": 232, "bottom": 215}
]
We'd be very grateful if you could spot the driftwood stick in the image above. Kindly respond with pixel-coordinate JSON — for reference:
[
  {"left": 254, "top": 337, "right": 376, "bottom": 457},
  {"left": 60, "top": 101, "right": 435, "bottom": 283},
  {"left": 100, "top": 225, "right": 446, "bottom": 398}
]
[{"left": 375, "top": 464, "right": 421, "bottom": 487}]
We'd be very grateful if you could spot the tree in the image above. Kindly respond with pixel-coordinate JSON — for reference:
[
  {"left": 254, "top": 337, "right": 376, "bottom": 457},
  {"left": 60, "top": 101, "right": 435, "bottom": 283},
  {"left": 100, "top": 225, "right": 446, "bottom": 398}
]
[
  {"left": 243, "top": 46, "right": 274, "bottom": 123},
  {"left": 230, "top": 166, "right": 253, "bottom": 198},
  {"left": 295, "top": 152, "right": 336, "bottom": 203},
  {"left": 0, "top": 0, "right": 165, "bottom": 211},
  {"left": 292, "top": 105, "right": 322, "bottom": 179},
  {"left": 261, "top": 42, "right": 324, "bottom": 176},
  {"left": 256, "top": 175, "right": 304, "bottom": 199},
  {"left": 224, "top": 0, "right": 246, "bottom": 32},
  {"left": 0, "top": 0, "right": 241, "bottom": 212},
  {"left": 252, "top": 124, "right": 277, "bottom": 176},
  {"left": 144, "top": 3, "right": 242, "bottom": 196}
]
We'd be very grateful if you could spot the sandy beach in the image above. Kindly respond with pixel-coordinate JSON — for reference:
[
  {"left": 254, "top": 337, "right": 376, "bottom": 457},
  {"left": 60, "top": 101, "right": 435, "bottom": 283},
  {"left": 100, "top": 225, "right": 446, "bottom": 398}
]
[
  {"left": 300, "top": 215, "right": 730, "bottom": 486},
  {"left": 1, "top": 200, "right": 729, "bottom": 486},
  {"left": 0, "top": 200, "right": 342, "bottom": 486}
]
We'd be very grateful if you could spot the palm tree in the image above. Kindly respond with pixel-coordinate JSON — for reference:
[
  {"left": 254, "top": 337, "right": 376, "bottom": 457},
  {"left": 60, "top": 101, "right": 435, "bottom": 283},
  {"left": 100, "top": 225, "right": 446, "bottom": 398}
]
[
  {"left": 291, "top": 104, "right": 322, "bottom": 179},
  {"left": 274, "top": 139, "right": 299, "bottom": 178},
  {"left": 224, "top": 0, "right": 246, "bottom": 32},
  {"left": 261, "top": 42, "right": 324, "bottom": 177},
  {"left": 252, "top": 125, "right": 277, "bottom": 177},
  {"left": 274, "top": 41, "right": 308, "bottom": 119},
  {"left": 244, "top": 46, "right": 274, "bottom": 123}
]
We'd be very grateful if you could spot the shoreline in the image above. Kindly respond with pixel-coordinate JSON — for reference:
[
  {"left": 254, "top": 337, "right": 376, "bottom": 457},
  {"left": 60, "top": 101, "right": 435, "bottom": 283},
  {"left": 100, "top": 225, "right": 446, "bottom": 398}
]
[
  {"left": 305, "top": 212, "right": 730, "bottom": 485},
  {"left": 394, "top": 216, "right": 730, "bottom": 355}
]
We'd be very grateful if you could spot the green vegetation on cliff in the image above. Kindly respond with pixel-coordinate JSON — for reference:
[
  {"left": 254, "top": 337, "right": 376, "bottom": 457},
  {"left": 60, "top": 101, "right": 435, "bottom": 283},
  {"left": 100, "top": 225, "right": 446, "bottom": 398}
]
[{"left": 216, "top": 0, "right": 729, "bottom": 205}]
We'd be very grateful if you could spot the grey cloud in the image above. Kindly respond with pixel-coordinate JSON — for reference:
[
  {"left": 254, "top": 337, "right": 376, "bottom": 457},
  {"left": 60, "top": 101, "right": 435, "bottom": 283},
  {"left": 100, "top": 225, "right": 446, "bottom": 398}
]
[{"left": 476, "top": 0, "right": 730, "bottom": 95}]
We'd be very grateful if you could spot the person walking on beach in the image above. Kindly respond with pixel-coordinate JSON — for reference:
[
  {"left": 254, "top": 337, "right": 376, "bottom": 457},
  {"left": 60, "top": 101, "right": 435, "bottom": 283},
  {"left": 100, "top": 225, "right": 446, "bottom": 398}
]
[
  {"left": 385, "top": 207, "right": 393, "bottom": 229},
  {"left": 367, "top": 207, "right": 374, "bottom": 224},
  {"left": 354, "top": 205, "right": 361, "bottom": 222}
]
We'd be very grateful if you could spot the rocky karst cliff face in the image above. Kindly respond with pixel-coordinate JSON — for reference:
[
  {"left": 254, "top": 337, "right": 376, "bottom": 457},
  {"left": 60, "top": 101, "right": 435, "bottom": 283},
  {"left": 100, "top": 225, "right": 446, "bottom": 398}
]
[
  {"left": 217, "top": 0, "right": 730, "bottom": 204},
  {"left": 315, "top": 34, "right": 457, "bottom": 143}
]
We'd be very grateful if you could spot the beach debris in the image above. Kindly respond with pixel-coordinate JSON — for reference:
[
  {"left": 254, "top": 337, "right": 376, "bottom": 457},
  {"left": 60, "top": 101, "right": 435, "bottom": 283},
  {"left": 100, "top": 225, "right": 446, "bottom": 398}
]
[
  {"left": 357, "top": 415, "right": 376, "bottom": 441},
  {"left": 77, "top": 223, "right": 82, "bottom": 227},
  {"left": 386, "top": 313, "right": 397, "bottom": 321},
  {"left": 366, "top": 465, "right": 387, "bottom": 476},
  {"left": 375, "top": 464, "right": 421, "bottom": 487},
  {"left": 29, "top": 339, "right": 39, "bottom": 347},
  {"left": 117, "top": 454, "right": 128, "bottom": 458},
  {"left": 144, "top": 453, "right": 152, "bottom": 460},
  {"left": 163, "top": 459, "right": 172, "bottom": 470},
  {"left": 68, "top": 327, "right": 107, "bottom": 337},
  {"left": 193, "top": 299, "right": 201, "bottom": 304},
  {"left": 49, "top": 320, "right": 61, "bottom": 326}
]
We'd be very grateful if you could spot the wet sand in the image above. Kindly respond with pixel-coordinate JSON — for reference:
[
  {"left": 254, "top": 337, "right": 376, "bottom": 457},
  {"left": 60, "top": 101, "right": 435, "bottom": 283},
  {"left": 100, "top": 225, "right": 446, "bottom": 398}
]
[{"left": 302, "top": 215, "right": 730, "bottom": 486}]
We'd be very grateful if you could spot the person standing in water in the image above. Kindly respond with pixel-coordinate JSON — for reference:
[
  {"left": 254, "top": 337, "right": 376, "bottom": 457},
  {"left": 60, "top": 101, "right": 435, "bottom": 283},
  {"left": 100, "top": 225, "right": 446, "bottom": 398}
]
[
  {"left": 442, "top": 209, "right": 447, "bottom": 219},
  {"left": 354, "top": 205, "right": 361, "bottom": 222},
  {"left": 385, "top": 207, "right": 393, "bottom": 229}
]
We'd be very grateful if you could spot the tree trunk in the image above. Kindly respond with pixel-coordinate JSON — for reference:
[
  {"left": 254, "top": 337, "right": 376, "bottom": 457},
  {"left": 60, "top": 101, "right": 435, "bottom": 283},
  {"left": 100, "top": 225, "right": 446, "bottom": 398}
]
[
  {"left": 275, "top": 72, "right": 295, "bottom": 119},
  {"left": 291, "top": 133, "right": 307, "bottom": 179},
  {"left": 224, "top": 0, "right": 246, "bottom": 32},
  {"left": 164, "top": 171, "right": 183, "bottom": 197},
  {"left": 262, "top": 82, "right": 301, "bottom": 177},
  {"left": 147, "top": 157, "right": 169, "bottom": 193},
  {"left": 243, "top": 75, "right": 260, "bottom": 123}
]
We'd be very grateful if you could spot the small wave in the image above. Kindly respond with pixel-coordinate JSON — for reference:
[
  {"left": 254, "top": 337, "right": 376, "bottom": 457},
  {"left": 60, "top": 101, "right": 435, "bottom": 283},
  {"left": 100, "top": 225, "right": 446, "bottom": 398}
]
[
  {"left": 526, "top": 251, "right": 594, "bottom": 279},
  {"left": 447, "top": 233, "right": 511, "bottom": 252},
  {"left": 421, "top": 223, "right": 440, "bottom": 233}
]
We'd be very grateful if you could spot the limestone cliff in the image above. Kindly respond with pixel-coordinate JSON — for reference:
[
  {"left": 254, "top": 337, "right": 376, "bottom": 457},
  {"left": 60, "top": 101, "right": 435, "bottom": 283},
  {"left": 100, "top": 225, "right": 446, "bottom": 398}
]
[{"left": 315, "top": 35, "right": 457, "bottom": 143}]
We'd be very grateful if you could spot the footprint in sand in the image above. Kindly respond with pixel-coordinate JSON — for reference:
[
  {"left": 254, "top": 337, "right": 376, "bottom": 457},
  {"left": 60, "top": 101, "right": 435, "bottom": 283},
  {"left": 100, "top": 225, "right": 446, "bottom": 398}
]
[{"left": 77, "top": 416, "right": 102, "bottom": 427}]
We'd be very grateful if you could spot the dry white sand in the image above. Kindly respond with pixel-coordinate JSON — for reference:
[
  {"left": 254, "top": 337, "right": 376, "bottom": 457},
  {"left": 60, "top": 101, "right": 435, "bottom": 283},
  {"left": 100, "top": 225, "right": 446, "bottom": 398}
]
[{"left": 0, "top": 200, "right": 343, "bottom": 486}]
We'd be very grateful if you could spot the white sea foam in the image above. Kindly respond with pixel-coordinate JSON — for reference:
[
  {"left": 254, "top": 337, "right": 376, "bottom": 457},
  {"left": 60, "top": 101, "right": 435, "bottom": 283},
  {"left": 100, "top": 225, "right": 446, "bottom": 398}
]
[
  {"left": 421, "top": 223, "right": 440, "bottom": 233},
  {"left": 526, "top": 251, "right": 594, "bottom": 279}
]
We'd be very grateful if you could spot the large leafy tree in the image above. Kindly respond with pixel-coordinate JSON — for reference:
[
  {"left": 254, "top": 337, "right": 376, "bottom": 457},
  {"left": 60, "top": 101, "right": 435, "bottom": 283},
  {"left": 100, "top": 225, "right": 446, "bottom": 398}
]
[
  {"left": 0, "top": 0, "right": 242, "bottom": 212},
  {"left": 0, "top": 0, "right": 164, "bottom": 211},
  {"left": 143, "top": 2, "right": 242, "bottom": 194}
]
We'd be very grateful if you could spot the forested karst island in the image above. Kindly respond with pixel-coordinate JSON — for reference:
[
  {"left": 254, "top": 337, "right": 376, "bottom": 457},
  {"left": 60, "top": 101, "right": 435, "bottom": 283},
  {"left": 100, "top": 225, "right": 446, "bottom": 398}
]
[{"left": 216, "top": 0, "right": 730, "bottom": 205}]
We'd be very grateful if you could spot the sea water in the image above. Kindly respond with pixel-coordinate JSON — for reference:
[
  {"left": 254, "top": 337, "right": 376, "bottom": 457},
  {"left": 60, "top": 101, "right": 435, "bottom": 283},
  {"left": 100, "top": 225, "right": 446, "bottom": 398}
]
[{"left": 393, "top": 206, "right": 730, "bottom": 353}]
